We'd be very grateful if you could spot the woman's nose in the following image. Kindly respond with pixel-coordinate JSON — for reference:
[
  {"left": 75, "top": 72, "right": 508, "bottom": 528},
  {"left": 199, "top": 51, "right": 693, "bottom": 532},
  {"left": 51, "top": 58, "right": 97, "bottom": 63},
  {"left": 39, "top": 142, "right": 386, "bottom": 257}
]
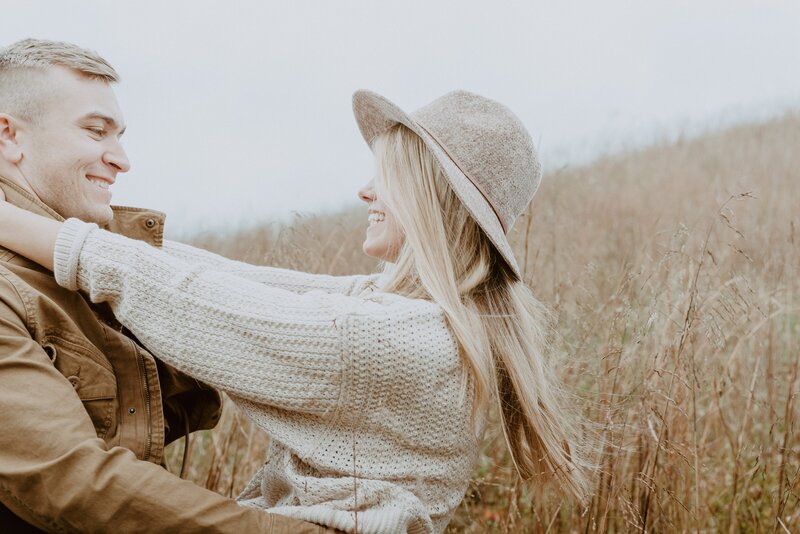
[{"left": 358, "top": 180, "right": 375, "bottom": 203}]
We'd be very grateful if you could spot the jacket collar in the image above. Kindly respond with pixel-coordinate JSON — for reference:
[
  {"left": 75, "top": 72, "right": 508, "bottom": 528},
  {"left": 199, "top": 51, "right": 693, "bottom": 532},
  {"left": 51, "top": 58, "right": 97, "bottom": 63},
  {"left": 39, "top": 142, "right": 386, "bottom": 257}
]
[{"left": 0, "top": 175, "right": 166, "bottom": 263}]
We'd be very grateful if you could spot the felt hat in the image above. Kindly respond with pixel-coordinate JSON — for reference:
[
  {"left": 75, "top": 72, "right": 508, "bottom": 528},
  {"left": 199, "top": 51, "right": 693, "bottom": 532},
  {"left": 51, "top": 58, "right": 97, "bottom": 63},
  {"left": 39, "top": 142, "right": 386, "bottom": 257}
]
[{"left": 352, "top": 89, "right": 541, "bottom": 278}]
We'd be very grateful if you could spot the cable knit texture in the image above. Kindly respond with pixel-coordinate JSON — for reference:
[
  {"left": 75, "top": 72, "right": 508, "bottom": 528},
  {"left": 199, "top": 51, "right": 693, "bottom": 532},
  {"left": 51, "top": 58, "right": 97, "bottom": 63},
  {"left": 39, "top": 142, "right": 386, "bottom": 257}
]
[
  {"left": 53, "top": 220, "right": 98, "bottom": 290},
  {"left": 54, "top": 218, "right": 479, "bottom": 534}
]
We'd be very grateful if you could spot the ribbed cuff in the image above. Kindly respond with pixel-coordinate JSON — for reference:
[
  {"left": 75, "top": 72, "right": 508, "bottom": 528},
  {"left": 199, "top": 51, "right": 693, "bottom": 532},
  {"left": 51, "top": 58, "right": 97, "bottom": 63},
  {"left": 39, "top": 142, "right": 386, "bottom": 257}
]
[{"left": 54, "top": 218, "right": 99, "bottom": 290}]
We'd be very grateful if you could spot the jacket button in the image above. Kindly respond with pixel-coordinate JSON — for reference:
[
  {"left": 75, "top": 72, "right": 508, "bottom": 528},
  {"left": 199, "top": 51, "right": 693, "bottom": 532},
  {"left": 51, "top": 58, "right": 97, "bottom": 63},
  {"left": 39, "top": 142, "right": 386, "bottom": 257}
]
[
  {"left": 43, "top": 343, "right": 57, "bottom": 363},
  {"left": 67, "top": 375, "right": 79, "bottom": 388},
  {"left": 144, "top": 218, "right": 156, "bottom": 229},
  {"left": 128, "top": 407, "right": 136, "bottom": 414}
]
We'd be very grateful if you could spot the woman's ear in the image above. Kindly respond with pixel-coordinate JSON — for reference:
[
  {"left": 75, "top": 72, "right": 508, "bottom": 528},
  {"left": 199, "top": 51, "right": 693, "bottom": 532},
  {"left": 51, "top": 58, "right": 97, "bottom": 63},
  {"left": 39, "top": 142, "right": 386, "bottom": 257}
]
[{"left": 0, "top": 114, "right": 24, "bottom": 164}]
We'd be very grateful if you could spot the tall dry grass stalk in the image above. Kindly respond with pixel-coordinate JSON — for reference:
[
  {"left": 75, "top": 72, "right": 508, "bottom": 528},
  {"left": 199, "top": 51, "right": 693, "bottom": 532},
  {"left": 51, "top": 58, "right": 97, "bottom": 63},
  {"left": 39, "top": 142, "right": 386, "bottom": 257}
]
[{"left": 164, "top": 114, "right": 800, "bottom": 532}]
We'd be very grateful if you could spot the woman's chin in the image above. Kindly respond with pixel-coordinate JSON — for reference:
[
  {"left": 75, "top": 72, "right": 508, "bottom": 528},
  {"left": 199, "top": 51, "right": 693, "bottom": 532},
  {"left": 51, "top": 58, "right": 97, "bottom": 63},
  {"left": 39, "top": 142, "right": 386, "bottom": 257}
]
[{"left": 362, "top": 242, "right": 380, "bottom": 259}]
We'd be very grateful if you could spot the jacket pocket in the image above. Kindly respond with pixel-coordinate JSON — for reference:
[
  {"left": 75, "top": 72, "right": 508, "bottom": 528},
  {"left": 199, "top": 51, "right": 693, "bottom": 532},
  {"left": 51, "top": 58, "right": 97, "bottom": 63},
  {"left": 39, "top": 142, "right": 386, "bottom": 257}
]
[{"left": 42, "top": 332, "right": 119, "bottom": 441}]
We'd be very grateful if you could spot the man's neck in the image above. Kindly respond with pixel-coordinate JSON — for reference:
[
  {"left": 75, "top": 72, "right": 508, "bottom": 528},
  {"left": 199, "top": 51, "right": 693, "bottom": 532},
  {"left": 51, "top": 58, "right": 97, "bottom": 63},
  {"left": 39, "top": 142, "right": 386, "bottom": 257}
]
[
  {"left": 0, "top": 175, "right": 62, "bottom": 221},
  {"left": 0, "top": 168, "right": 37, "bottom": 198},
  {"left": 0, "top": 175, "right": 168, "bottom": 250}
]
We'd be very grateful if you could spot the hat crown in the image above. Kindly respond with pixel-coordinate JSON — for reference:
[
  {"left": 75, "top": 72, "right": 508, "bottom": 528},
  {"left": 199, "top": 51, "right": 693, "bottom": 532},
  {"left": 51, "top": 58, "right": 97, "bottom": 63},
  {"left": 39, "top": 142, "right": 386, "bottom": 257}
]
[{"left": 412, "top": 90, "right": 541, "bottom": 232}]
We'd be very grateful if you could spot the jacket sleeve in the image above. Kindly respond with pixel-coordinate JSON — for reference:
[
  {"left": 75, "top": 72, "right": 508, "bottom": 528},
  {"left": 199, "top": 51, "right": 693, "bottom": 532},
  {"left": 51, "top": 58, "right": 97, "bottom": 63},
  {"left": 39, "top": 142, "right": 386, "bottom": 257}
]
[
  {"left": 161, "top": 239, "right": 380, "bottom": 296},
  {"left": 155, "top": 357, "right": 223, "bottom": 445},
  {"left": 0, "top": 275, "right": 311, "bottom": 533}
]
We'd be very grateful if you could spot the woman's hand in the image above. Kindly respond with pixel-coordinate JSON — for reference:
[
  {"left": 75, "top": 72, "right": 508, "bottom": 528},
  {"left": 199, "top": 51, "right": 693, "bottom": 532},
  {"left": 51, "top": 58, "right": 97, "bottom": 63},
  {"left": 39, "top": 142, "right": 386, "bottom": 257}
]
[{"left": 0, "top": 189, "right": 61, "bottom": 271}]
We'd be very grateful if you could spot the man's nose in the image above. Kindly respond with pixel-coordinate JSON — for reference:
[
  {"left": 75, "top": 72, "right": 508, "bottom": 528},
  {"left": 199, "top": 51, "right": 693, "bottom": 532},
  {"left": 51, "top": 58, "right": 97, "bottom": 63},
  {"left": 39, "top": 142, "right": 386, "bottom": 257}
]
[
  {"left": 104, "top": 143, "right": 131, "bottom": 173},
  {"left": 358, "top": 180, "right": 375, "bottom": 203}
]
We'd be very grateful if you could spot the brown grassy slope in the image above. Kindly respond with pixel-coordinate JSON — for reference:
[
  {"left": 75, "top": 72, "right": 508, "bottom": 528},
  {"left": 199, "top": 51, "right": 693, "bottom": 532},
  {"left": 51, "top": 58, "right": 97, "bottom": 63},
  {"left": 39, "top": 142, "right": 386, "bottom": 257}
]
[{"left": 168, "top": 114, "right": 800, "bottom": 532}]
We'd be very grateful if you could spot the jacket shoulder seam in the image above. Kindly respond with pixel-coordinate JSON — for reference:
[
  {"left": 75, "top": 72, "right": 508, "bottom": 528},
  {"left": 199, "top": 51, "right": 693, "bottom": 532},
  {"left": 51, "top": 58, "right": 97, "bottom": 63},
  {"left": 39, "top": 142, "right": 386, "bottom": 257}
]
[{"left": 0, "top": 265, "right": 36, "bottom": 334}]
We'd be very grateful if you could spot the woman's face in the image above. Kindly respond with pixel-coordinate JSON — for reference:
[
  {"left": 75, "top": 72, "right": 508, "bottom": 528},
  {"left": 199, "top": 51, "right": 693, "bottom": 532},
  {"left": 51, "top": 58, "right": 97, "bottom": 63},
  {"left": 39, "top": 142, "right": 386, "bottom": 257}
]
[{"left": 357, "top": 179, "right": 404, "bottom": 262}]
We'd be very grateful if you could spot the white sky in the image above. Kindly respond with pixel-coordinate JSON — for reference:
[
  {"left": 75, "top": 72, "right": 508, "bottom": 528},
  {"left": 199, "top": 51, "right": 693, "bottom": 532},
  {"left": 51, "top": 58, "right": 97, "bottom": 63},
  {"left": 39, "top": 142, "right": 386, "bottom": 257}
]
[{"left": 3, "top": 1, "right": 799, "bottom": 236}]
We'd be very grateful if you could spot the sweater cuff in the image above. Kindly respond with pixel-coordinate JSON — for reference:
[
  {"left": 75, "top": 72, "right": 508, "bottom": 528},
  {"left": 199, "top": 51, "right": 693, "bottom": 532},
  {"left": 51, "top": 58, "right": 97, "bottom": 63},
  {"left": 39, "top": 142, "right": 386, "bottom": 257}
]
[{"left": 54, "top": 218, "right": 99, "bottom": 291}]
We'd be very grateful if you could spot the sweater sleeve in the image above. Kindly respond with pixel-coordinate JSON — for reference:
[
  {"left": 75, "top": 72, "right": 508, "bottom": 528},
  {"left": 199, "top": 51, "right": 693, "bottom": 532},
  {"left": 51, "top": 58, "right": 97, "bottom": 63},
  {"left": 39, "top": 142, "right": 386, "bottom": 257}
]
[
  {"left": 161, "top": 239, "right": 380, "bottom": 296},
  {"left": 54, "top": 218, "right": 364, "bottom": 417}
]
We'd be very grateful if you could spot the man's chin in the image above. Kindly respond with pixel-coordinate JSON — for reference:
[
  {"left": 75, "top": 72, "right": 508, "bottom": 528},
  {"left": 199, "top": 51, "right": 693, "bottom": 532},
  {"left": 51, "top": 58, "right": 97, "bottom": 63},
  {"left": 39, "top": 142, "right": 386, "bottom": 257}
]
[
  {"left": 74, "top": 205, "right": 114, "bottom": 226},
  {"left": 94, "top": 208, "right": 114, "bottom": 227}
]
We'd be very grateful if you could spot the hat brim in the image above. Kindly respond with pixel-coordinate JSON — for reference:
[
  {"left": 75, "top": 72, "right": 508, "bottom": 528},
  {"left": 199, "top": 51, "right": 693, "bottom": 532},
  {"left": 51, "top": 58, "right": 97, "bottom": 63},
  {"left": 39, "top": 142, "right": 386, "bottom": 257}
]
[{"left": 352, "top": 90, "right": 522, "bottom": 278}]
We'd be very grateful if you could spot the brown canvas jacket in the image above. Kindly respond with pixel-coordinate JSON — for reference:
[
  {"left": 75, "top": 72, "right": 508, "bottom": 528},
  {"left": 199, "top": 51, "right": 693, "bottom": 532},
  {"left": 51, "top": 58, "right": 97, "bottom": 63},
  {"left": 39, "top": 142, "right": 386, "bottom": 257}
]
[{"left": 0, "top": 176, "right": 334, "bottom": 533}]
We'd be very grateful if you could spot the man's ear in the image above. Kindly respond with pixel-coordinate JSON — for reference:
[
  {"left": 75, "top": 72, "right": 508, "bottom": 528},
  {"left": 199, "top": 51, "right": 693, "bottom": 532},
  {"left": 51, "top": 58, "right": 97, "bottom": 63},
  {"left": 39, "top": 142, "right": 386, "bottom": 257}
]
[{"left": 0, "top": 114, "right": 24, "bottom": 164}]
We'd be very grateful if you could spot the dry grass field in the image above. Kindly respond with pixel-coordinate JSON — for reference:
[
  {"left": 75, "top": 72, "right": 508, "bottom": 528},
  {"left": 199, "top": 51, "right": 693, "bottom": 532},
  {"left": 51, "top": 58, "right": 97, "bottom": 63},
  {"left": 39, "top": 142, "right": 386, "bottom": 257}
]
[{"left": 165, "top": 114, "right": 800, "bottom": 532}]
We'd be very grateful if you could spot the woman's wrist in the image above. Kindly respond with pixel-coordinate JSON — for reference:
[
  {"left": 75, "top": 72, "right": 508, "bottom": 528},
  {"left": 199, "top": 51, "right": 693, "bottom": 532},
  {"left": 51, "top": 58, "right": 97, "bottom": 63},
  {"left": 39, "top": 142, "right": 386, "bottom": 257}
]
[
  {"left": 53, "top": 218, "right": 99, "bottom": 290},
  {"left": 0, "top": 202, "right": 63, "bottom": 272},
  {"left": 0, "top": 200, "right": 21, "bottom": 236}
]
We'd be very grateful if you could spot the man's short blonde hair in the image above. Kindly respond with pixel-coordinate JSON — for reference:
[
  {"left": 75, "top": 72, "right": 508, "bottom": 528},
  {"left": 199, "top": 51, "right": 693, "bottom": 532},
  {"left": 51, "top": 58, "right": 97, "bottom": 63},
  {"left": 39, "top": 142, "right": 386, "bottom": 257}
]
[{"left": 0, "top": 38, "right": 119, "bottom": 121}]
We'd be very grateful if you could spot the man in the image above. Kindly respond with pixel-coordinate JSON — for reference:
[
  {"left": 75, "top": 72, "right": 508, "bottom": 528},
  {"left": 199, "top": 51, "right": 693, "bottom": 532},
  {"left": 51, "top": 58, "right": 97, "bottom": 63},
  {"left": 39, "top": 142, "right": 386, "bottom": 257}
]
[{"left": 0, "top": 39, "right": 332, "bottom": 533}]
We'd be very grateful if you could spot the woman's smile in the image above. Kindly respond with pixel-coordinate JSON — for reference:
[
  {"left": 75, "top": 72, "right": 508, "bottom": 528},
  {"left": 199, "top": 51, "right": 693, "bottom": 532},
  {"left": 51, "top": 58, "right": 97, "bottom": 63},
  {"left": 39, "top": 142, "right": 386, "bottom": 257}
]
[
  {"left": 358, "top": 180, "right": 404, "bottom": 261},
  {"left": 367, "top": 209, "right": 386, "bottom": 227}
]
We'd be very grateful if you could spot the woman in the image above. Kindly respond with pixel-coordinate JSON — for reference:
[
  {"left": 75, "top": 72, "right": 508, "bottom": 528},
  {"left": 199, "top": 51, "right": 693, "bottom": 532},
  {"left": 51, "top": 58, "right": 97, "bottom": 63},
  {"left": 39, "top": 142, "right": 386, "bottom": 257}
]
[{"left": 0, "top": 90, "right": 589, "bottom": 533}]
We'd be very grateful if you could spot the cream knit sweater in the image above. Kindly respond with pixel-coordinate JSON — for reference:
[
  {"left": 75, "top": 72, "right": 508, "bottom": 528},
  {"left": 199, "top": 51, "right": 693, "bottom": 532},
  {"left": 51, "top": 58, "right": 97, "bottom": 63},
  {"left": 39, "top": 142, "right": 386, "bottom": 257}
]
[{"left": 53, "top": 218, "right": 480, "bottom": 534}]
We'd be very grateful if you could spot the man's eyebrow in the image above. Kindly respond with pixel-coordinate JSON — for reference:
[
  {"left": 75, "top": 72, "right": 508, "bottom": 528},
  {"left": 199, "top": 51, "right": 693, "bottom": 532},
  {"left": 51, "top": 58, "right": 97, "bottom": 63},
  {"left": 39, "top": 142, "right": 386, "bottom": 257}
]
[{"left": 81, "top": 113, "right": 127, "bottom": 136}]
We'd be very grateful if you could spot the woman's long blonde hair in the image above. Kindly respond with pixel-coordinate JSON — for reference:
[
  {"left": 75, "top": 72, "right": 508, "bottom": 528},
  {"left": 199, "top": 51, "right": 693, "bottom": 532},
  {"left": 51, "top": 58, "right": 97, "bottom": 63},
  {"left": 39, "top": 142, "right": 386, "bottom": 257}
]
[{"left": 372, "top": 124, "right": 590, "bottom": 500}]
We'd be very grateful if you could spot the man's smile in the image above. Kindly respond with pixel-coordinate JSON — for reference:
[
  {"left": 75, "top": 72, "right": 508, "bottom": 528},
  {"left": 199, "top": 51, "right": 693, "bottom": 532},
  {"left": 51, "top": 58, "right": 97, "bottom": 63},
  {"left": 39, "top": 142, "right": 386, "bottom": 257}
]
[{"left": 86, "top": 175, "right": 114, "bottom": 190}]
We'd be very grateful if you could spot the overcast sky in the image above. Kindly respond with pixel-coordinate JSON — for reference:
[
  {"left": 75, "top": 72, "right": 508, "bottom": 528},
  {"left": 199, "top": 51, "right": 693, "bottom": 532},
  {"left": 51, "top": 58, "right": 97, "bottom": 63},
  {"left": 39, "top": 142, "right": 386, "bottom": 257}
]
[{"left": 3, "top": 1, "right": 799, "bottom": 236}]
